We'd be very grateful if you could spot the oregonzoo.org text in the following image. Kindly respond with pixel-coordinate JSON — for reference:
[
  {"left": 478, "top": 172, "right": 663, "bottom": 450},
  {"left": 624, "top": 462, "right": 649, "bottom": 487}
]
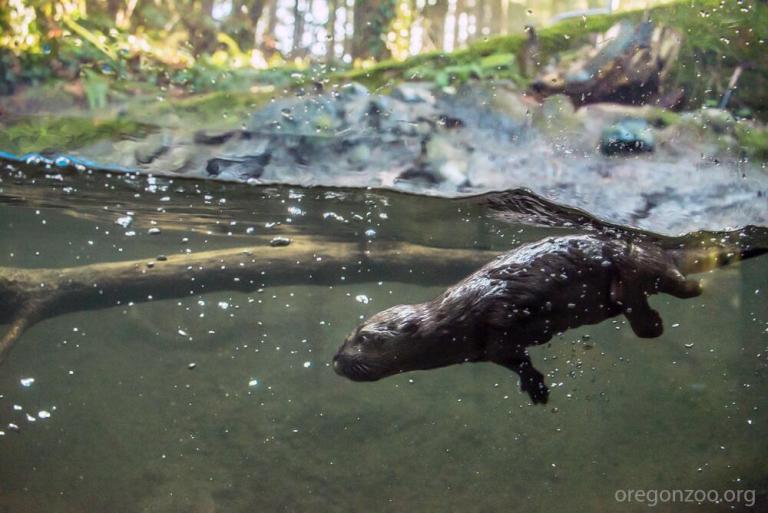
[{"left": 614, "top": 488, "right": 756, "bottom": 507}]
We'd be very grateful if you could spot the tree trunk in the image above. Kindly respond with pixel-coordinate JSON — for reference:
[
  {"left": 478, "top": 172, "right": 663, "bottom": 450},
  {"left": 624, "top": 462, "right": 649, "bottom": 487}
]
[
  {"left": 234, "top": 0, "right": 266, "bottom": 50},
  {"left": 0, "top": 236, "right": 496, "bottom": 365},
  {"left": 475, "top": 0, "right": 488, "bottom": 41},
  {"left": 326, "top": 0, "right": 338, "bottom": 61},
  {"left": 453, "top": 0, "right": 464, "bottom": 49},
  {"left": 422, "top": 0, "right": 448, "bottom": 52},
  {"left": 107, "top": 0, "right": 123, "bottom": 23},
  {"left": 343, "top": 1, "right": 353, "bottom": 58},
  {"left": 292, "top": 0, "right": 305, "bottom": 56},
  {"left": 261, "top": 0, "right": 279, "bottom": 58},
  {"left": 351, "top": 0, "right": 394, "bottom": 61}
]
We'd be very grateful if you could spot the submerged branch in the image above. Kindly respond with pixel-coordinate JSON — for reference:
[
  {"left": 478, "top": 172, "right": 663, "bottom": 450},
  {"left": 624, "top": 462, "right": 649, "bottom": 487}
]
[
  {"left": 0, "top": 303, "right": 45, "bottom": 364},
  {"left": 0, "top": 236, "right": 497, "bottom": 365}
]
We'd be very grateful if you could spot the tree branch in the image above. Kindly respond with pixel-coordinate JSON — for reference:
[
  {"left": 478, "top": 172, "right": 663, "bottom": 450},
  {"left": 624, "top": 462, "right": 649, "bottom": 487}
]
[{"left": 0, "top": 236, "right": 497, "bottom": 364}]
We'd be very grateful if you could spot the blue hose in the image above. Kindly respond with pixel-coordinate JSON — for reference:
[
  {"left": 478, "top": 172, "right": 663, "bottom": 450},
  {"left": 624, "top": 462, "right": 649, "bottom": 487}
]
[{"left": 0, "top": 150, "right": 136, "bottom": 174}]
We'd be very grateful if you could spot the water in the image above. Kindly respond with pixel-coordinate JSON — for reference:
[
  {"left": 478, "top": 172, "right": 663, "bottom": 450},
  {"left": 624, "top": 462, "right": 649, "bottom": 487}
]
[{"left": 0, "top": 166, "right": 766, "bottom": 512}]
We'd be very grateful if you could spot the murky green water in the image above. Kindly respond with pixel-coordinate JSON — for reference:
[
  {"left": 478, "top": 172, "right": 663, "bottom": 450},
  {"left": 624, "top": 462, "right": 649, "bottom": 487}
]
[{"left": 0, "top": 167, "right": 766, "bottom": 512}]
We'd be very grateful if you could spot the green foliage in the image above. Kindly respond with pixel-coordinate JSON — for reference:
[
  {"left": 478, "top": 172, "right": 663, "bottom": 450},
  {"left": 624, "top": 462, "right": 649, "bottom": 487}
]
[
  {"left": 337, "top": 0, "right": 768, "bottom": 118},
  {"left": 401, "top": 53, "right": 522, "bottom": 88},
  {"left": 82, "top": 69, "right": 109, "bottom": 110},
  {"left": 734, "top": 122, "right": 768, "bottom": 161}
]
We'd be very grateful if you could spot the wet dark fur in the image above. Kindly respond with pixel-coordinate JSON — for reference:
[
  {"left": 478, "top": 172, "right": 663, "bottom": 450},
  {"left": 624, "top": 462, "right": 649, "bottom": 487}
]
[{"left": 333, "top": 235, "right": 707, "bottom": 404}]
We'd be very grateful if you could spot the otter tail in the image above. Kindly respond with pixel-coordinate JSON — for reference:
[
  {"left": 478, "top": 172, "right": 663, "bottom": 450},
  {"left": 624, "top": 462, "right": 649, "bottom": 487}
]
[
  {"left": 663, "top": 225, "right": 768, "bottom": 276},
  {"left": 481, "top": 189, "right": 768, "bottom": 275}
]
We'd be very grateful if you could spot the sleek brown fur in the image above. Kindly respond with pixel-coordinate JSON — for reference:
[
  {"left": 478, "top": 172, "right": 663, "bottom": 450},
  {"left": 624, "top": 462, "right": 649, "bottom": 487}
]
[{"left": 333, "top": 233, "right": 763, "bottom": 404}]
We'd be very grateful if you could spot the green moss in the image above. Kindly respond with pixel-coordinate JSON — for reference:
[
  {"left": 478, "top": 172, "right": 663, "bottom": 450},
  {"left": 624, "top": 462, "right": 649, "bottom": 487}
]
[
  {"left": 0, "top": 90, "right": 272, "bottom": 155},
  {"left": 0, "top": 116, "right": 151, "bottom": 154},
  {"left": 170, "top": 90, "right": 267, "bottom": 117},
  {"left": 734, "top": 122, "right": 768, "bottom": 160},
  {"left": 644, "top": 107, "right": 682, "bottom": 128}
]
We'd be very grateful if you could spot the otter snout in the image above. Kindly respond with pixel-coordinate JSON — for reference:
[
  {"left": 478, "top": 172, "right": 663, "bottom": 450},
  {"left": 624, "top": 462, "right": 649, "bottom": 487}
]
[
  {"left": 332, "top": 335, "right": 389, "bottom": 382},
  {"left": 332, "top": 351, "right": 380, "bottom": 381}
]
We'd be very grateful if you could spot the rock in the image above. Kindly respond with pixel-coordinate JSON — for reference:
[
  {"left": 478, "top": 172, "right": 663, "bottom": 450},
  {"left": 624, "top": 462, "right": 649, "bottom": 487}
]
[
  {"left": 143, "top": 145, "right": 193, "bottom": 174},
  {"left": 532, "top": 94, "right": 582, "bottom": 138},
  {"left": 337, "top": 82, "right": 370, "bottom": 100},
  {"left": 391, "top": 82, "right": 436, "bottom": 104},
  {"left": 247, "top": 96, "right": 341, "bottom": 136},
  {"left": 540, "top": 94, "right": 575, "bottom": 120},
  {"left": 437, "top": 160, "right": 468, "bottom": 186},
  {"left": 193, "top": 129, "right": 238, "bottom": 145},
  {"left": 77, "top": 139, "right": 139, "bottom": 168},
  {"left": 600, "top": 118, "right": 655, "bottom": 155},
  {"left": 424, "top": 133, "right": 459, "bottom": 157},
  {"left": 489, "top": 86, "right": 533, "bottom": 122},
  {"left": 699, "top": 108, "right": 735, "bottom": 134},
  {"left": 348, "top": 144, "right": 372, "bottom": 166},
  {"left": 397, "top": 166, "right": 440, "bottom": 185},
  {"left": 134, "top": 132, "right": 172, "bottom": 164},
  {"left": 206, "top": 153, "right": 271, "bottom": 179}
]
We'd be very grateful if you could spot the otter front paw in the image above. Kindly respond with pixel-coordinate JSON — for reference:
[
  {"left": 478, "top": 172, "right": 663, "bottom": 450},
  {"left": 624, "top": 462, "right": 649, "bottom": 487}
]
[
  {"left": 521, "top": 373, "right": 550, "bottom": 404},
  {"left": 495, "top": 356, "right": 550, "bottom": 405}
]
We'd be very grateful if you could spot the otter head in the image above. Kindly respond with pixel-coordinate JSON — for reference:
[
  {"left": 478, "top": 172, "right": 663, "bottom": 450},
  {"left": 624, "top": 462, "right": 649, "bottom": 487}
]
[{"left": 333, "top": 303, "right": 438, "bottom": 382}]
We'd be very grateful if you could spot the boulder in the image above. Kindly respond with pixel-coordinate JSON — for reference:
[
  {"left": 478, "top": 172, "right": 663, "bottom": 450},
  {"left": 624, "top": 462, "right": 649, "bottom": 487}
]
[{"left": 600, "top": 118, "right": 655, "bottom": 155}]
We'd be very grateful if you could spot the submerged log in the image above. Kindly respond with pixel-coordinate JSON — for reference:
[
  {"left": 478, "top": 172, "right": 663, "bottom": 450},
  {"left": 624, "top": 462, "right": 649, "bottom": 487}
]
[{"left": 0, "top": 236, "right": 497, "bottom": 364}]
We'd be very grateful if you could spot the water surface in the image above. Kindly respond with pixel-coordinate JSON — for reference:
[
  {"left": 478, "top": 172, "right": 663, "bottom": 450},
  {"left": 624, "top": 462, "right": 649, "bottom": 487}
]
[{"left": 0, "top": 167, "right": 766, "bottom": 512}]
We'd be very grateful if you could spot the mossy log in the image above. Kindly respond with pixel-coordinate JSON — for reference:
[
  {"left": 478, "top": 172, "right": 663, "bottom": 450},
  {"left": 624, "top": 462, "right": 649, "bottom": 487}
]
[{"left": 0, "top": 236, "right": 497, "bottom": 364}]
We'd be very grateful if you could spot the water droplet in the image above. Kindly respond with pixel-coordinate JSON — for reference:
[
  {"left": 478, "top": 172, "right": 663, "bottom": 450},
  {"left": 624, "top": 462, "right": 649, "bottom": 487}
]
[
  {"left": 20, "top": 377, "right": 34, "bottom": 388},
  {"left": 116, "top": 216, "right": 133, "bottom": 228},
  {"left": 270, "top": 237, "right": 291, "bottom": 247},
  {"left": 355, "top": 295, "right": 370, "bottom": 304}
]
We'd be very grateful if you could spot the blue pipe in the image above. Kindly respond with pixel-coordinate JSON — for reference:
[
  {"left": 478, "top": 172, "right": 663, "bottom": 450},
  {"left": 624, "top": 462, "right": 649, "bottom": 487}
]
[{"left": 0, "top": 150, "right": 136, "bottom": 174}]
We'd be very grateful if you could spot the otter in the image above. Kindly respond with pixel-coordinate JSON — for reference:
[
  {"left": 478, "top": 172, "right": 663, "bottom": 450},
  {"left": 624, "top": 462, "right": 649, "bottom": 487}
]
[{"left": 333, "top": 232, "right": 766, "bottom": 404}]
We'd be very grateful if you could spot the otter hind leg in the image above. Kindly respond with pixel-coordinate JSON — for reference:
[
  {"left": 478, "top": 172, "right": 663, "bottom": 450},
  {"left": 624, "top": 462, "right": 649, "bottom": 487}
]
[
  {"left": 495, "top": 355, "right": 549, "bottom": 405},
  {"left": 611, "top": 279, "right": 664, "bottom": 338},
  {"left": 623, "top": 294, "right": 664, "bottom": 338},
  {"left": 660, "top": 268, "right": 702, "bottom": 299}
]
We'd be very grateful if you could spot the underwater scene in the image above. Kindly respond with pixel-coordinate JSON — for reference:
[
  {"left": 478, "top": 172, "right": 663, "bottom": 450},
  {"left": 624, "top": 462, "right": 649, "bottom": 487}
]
[
  {"left": 0, "top": 166, "right": 765, "bottom": 512},
  {"left": 2, "top": 0, "right": 768, "bottom": 511}
]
